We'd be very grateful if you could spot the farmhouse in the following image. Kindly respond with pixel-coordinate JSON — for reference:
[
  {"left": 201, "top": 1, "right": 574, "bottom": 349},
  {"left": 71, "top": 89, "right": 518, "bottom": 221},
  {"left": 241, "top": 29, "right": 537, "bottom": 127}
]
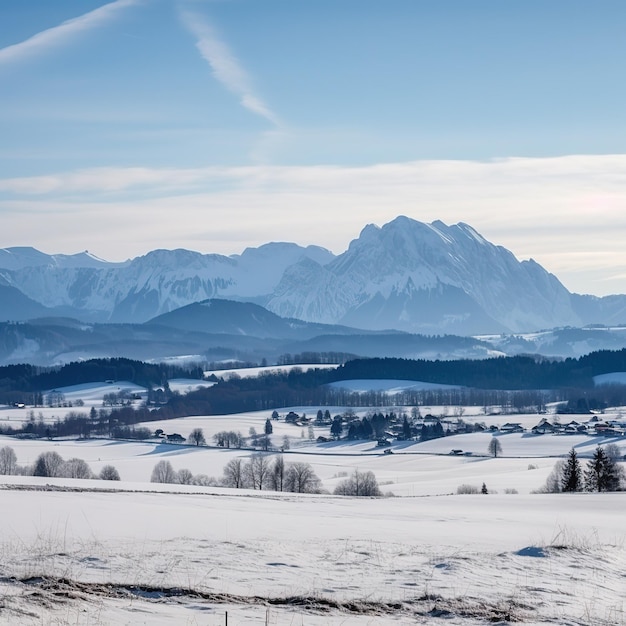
[
  {"left": 500, "top": 422, "right": 524, "bottom": 433},
  {"left": 531, "top": 419, "right": 556, "bottom": 434}
]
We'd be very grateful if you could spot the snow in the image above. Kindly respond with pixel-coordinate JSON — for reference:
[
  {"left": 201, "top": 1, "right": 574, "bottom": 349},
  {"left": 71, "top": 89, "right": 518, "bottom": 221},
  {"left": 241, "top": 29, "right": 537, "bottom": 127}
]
[
  {"left": 327, "top": 378, "right": 462, "bottom": 393},
  {"left": 1, "top": 379, "right": 626, "bottom": 623},
  {"left": 0, "top": 473, "right": 625, "bottom": 624},
  {"left": 205, "top": 363, "right": 338, "bottom": 379},
  {"left": 595, "top": 371, "right": 626, "bottom": 385},
  {"left": 167, "top": 377, "right": 215, "bottom": 394}
]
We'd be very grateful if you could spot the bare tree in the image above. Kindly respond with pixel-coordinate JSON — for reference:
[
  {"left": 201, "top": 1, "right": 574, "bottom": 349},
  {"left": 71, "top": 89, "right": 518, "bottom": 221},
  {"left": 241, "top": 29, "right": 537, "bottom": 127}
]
[
  {"left": 150, "top": 460, "right": 177, "bottom": 483},
  {"left": 334, "top": 469, "right": 381, "bottom": 497},
  {"left": 245, "top": 453, "right": 271, "bottom": 490},
  {"left": 192, "top": 474, "right": 215, "bottom": 486},
  {"left": 61, "top": 458, "right": 93, "bottom": 479},
  {"left": 33, "top": 451, "right": 64, "bottom": 477},
  {"left": 228, "top": 431, "right": 244, "bottom": 448},
  {"left": 0, "top": 446, "right": 17, "bottom": 475},
  {"left": 99, "top": 465, "right": 121, "bottom": 481},
  {"left": 215, "top": 430, "right": 244, "bottom": 448},
  {"left": 177, "top": 468, "right": 194, "bottom": 484},
  {"left": 189, "top": 428, "right": 206, "bottom": 446},
  {"left": 542, "top": 459, "right": 566, "bottom": 493},
  {"left": 270, "top": 455, "right": 286, "bottom": 491},
  {"left": 603, "top": 443, "right": 622, "bottom": 463},
  {"left": 249, "top": 427, "right": 258, "bottom": 447},
  {"left": 222, "top": 458, "right": 246, "bottom": 488},
  {"left": 285, "top": 462, "right": 322, "bottom": 493},
  {"left": 488, "top": 437, "right": 503, "bottom": 458}
]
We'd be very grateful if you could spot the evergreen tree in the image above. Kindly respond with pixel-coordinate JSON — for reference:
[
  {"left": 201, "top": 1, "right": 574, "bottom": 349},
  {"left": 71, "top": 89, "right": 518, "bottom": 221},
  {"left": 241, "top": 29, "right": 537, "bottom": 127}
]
[
  {"left": 330, "top": 416, "right": 343, "bottom": 439},
  {"left": 361, "top": 416, "right": 373, "bottom": 439},
  {"left": 561, "top": 448, "right": 582, "bottom": 492},
  {"left": 585, "top": 446, "right": 621, "bottom": 492},
  {"left": 264, "top": 418, "right": 273, "bottom": 435},
  {"left": 402, "top": 415, "right": 412, "bottom": 439},
  {"left": 347, "top": 422, "right": 359, "bottom": 440}
]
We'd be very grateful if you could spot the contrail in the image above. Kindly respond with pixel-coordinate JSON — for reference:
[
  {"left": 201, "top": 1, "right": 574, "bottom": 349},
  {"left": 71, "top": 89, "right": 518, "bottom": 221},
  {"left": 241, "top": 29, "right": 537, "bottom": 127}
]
[
  {"left": 180, "top": 10, "right": 281, "bottom": 127},
  {"left": 0, "top": 0, "right": 139, "bottom": 66}
]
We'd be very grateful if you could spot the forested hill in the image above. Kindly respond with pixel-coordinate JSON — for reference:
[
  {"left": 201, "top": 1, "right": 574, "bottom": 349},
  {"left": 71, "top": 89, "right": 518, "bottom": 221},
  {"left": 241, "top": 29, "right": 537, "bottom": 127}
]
[
  {"left": 0, "top": 358, "right": 204, "bottom": 399},
  {"left": 331, "top": 350, "right": 626, "bottom": 390},
  {"left": 3, "top": 349, "right": 626, "bottom": 407}
]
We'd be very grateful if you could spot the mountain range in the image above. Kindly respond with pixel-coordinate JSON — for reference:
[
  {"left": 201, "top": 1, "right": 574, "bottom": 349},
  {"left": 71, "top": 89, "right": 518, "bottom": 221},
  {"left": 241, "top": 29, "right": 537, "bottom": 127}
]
[{"left": 2, "top": 217, "right": 626, "bottom": 337}]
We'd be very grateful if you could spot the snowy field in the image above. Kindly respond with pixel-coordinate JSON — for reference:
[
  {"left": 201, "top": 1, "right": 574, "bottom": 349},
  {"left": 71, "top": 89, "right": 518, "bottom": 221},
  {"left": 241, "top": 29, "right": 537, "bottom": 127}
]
[{"left": 1, "top": 377, "right": 625, "bottom": 624}]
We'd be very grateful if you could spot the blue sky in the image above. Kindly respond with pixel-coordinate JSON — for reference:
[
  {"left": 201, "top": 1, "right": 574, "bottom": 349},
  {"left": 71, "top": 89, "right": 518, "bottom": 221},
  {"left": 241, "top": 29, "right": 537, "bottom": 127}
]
[{"left": 1, "top": 0, "right": 626, "bottom": 295}]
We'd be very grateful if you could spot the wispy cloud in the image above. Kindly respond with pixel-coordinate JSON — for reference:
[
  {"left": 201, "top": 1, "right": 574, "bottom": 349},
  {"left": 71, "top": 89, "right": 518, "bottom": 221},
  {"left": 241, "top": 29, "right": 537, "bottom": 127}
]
[
  {"left": 179, "top": 10, "right": 281, "bottom": 127},
  {"left": 0, "top": 0, "right": 139, "bottom": 66},
  {"left": 2, "top": 154, "right": 626, "bottom": 295}
]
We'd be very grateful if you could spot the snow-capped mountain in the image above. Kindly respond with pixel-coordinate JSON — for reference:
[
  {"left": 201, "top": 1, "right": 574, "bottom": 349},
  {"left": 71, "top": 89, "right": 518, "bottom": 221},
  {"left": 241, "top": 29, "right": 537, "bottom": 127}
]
[
  {"left": 1, "top": 217, "right": 624, "bottom": 334},
  {"left": 265, "top": 218, "right": 579, "bottom": 334},
  {"left": 0, "top": 247, "right": 118, "bottom": 271},
  {"left": 0, "top": 243, "right": 335, "bottom": 323}
]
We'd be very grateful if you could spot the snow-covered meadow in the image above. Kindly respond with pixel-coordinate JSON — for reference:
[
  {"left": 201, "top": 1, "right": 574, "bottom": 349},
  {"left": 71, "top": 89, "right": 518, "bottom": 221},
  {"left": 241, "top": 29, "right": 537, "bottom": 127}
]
[{"left": 1, "top": 376, "right": 625, "bottom": 624}]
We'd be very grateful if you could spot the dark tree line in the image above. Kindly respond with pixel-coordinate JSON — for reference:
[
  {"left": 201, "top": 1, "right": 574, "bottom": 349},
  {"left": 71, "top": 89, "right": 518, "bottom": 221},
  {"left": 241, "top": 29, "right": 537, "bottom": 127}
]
[
  {"left": 331, "top": 350, "right": 626, "bottom": 390},
  {"left": 5, "top": 350, "right": 626, "bottom": 440},
  {"left": 0, "top": 357, "right": 205, "bottom": 404}
]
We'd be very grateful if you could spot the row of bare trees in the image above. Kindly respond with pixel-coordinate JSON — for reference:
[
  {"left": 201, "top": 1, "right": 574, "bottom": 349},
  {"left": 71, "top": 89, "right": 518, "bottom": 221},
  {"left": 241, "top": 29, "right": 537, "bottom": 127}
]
[
  {"left": 149, "top": 453, "right": 384, "bottom": 497},
  {"left": 150, "top": 454, "right": 324, "bottom": 493},
  {"left": 221, "top": 454, "right": 322, "bottom": 493},
  {"left": 0, "top": 446, "right": 120, "bottom": 480}
]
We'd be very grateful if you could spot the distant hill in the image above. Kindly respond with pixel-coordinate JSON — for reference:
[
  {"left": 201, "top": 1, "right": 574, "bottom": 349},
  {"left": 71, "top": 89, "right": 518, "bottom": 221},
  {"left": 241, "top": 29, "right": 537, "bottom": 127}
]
[
  {"left": 0, "top": 298, "right": 495, "bottom": 366},
  {"left": 0, "top": 285, "right": 51, "bottom": 321},
  {"left": 6, "top": 296, "right": 626, "bottom": 366},
  {"left": 147, "top": 298, "right": 386, "bottom": 340}
]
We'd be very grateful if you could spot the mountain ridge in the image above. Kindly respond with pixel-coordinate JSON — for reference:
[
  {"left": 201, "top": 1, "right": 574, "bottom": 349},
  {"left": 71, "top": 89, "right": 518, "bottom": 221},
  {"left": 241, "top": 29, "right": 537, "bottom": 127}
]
[{"left": 1, "top": 216, "right": 624, "bottom": 334}]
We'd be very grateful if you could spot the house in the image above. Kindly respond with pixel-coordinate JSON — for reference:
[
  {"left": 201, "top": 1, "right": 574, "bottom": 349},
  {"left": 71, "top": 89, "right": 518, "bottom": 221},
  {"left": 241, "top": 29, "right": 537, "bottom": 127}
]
[
  {"left": 563, "top": 420, "right": 587, "bottom": 434},
  {"left": 285, "top": 411, "right": 300, "bottom": 423},
  {"left": 500, "top": 423, "right": 524, "bottom": 433},
  {"left": 531, "top": 419, "right": 555, "bottom": 435},
  {"left": 165, "top": 433, "right": 185, "bottom": 444}
]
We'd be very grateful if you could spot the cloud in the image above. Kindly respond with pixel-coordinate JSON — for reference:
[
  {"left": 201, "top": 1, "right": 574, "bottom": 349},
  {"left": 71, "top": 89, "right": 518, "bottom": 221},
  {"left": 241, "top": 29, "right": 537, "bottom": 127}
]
[
  {"left": 0, "top": 0, "right": 139, "bottom": 66},
  {"left": 2, "top": 154, "right": 626, "bottom": 295},
  {"left": 179, "top": 10, "right": 281, "bottom": 127}
]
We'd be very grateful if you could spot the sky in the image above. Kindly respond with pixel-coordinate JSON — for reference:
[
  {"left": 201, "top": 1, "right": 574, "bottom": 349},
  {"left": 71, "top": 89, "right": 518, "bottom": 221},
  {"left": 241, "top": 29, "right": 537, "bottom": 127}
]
[{"left": 1, "top": 1, "right": 626, "bottom": 296}]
